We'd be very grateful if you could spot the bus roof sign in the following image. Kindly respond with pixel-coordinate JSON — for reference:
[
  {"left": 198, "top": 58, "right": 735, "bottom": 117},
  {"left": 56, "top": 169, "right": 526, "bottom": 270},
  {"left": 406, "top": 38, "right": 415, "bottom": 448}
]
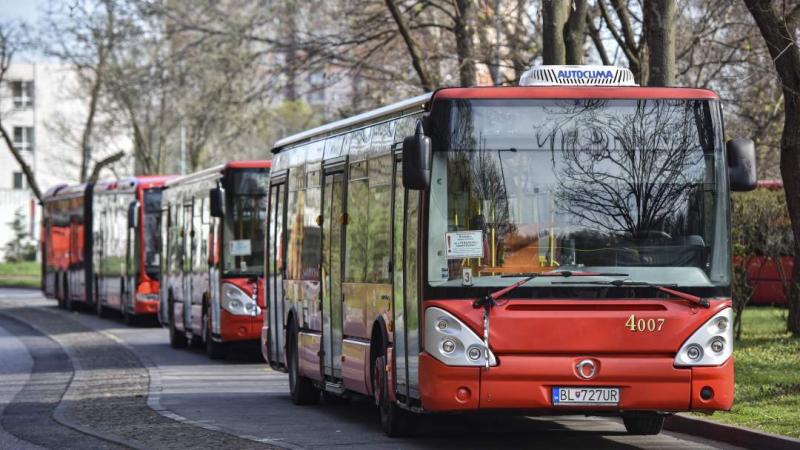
[{"left": 519, "top": 65, "right": 637, "bottom": 87}]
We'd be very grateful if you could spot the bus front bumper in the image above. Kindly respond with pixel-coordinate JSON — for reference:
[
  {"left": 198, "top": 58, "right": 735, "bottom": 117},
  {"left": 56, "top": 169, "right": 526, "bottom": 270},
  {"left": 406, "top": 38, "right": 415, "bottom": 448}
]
[
  {"left": 418, "top": 353, "right": 733, "bottom": 413},
  {"left": 219, "top": 310, "right": 263, "bottom": 343}
]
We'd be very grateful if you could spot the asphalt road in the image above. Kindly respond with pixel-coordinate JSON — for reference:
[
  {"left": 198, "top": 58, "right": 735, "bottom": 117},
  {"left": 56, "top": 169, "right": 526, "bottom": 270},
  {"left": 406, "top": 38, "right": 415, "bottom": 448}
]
[{"left": 0, "top": 288, "right": 745, "bottom": 450}]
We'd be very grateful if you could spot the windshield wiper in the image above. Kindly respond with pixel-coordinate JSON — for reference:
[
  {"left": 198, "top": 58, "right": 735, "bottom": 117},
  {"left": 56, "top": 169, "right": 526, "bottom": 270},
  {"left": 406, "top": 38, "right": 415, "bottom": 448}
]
[
  {"left": 470, "top": 270, "right": 628, "bottom": 370},
  {"left": 552, "top": 279, "right": 710, "bottom": 308}
]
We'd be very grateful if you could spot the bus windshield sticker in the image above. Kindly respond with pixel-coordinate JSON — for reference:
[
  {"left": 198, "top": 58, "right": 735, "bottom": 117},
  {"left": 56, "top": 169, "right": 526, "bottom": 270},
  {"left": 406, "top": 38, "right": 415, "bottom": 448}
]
[
  {"left": 230, "top": 239, "right": 252, "bottom": 256},
  {"left": 445, "top": 231, "right": 484, "bottom": 259}
]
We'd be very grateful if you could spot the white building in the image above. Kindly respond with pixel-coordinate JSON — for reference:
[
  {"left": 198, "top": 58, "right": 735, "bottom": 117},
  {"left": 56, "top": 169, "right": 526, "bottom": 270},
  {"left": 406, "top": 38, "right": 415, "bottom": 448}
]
[{"left": 0, "top": 63, "right": 129, "bottom": 261}]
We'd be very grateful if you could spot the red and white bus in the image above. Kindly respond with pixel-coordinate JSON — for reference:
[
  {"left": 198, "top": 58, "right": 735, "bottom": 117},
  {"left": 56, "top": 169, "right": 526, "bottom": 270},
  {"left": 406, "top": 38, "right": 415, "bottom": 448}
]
[
  {"left": 92, "top": 176, "right": 174, "bottom": 322},
  {"left": 41, "top": 176, "right": 173, "bottom": 321},
  {"left": 262, "top": 66, "right": 757, "bottom": 436},
  {"left": 160, "top": 161, "right": 270, "bottom": 359}
]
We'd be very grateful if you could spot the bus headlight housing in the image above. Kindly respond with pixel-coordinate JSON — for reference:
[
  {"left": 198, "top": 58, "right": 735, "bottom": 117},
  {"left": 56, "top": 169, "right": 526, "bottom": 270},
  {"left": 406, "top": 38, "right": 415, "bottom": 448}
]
[
  {"left": 674, "top": 307, "right": 733, "bottom": 367},
  {"left": 425, "top": 307, "right": 497, "bottom": 367},
  {"left": 221, "top": 283, "right": 260, "bottom": 316}
]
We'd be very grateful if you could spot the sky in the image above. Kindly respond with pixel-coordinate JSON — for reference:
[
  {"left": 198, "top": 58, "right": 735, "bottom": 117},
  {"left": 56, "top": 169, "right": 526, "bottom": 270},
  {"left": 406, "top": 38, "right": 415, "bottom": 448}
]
[{"left": 0, "top": 0, "right": 44, "bottom": 23}]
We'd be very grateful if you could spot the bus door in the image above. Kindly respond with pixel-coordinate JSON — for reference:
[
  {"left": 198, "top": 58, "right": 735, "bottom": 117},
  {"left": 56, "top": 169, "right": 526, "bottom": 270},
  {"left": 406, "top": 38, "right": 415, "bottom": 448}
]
[
  {"left": 267, "top": 177, "right": 287, "bottom": 368},
  {"left": 182, "top": 201, "right": 193, "bottom": 330},
  {"left": 392, "top": 154, "right": 422, "bottom": 402},
  {"left": 321, "top": 166, "right": 346, "bottom": 381}
]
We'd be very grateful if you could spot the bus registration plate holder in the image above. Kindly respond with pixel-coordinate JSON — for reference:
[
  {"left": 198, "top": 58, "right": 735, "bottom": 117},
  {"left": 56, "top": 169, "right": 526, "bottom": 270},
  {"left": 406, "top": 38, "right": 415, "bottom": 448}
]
[{"left": 552, "top": 387, "right": 619, "bottom": 406}]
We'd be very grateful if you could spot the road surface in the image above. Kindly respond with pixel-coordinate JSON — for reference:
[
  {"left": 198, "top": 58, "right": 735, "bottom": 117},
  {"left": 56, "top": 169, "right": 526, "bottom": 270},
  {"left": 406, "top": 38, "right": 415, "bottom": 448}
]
[{"left": 0, "top": 288, "right": 744, "bottom": 449}]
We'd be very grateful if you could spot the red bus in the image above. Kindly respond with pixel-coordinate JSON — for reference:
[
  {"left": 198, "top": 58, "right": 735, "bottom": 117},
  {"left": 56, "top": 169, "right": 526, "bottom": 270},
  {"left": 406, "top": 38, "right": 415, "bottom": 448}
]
[
  {"left": 42, "top": 184, "right": 70, "bottom": 301},
  {"left": 744, "top": 180, "right": 794, "bottom": 305},
  {"left": 92, "top": 176, "right": 174, "bottom": 322},
  {"left": 262, "top": 66, "right": 757, "bottom": 436},
  {"left": 42, "top": 177, "right": 173, "bottom": 319},
  {"left": 42, "top": 183, "right": 93, "bottom": 309},
  {"left": 160, "top": 161, "right": 270, "bottom": 359}
]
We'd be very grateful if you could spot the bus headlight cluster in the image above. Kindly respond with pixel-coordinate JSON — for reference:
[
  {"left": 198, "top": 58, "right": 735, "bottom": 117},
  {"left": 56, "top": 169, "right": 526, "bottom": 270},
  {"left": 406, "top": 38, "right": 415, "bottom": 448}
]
[
  {"left": 424, "top": 307, "right": 497, "bottom": 367},
  {"left": 674, "top": 308, "right": 733, "bottom": 367},
  {"left": 221, "top": 283, "right": 260, "bottom": 317}
]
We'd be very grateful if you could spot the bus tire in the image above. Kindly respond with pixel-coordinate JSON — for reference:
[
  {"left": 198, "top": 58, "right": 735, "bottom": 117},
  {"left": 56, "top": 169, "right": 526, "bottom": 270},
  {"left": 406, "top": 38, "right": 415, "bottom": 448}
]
[
  {"left": 372, "top": 343, "right": 416, "bottom": 437},
  {"left": 168, "top": 296, "right": 188, "bottom": 349},
  {"left": 622, "top": 412, "right": 664, "bottom": 435},
  {"left": 287, "top": 320, "right": 319, "bottom": 405},
  {"left": 204, "top": 312, "right": 225, "bottom": 359},
  {"left": 96, "top": 279, "right": 108, "bottom": 318}
]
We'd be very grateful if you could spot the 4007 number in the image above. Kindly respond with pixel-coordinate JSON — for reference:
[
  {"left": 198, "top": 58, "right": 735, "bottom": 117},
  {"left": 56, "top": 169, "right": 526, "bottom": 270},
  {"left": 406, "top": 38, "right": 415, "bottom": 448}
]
[{"left": 625, "top": 315, "right": 665, "bottom": 332}]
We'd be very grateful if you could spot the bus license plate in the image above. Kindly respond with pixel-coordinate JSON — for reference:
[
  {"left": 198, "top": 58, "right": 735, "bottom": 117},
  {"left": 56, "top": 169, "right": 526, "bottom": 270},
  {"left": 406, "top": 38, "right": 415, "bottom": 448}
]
[{"left": 552, "top": 387, "right": 619, "bottom": 406}]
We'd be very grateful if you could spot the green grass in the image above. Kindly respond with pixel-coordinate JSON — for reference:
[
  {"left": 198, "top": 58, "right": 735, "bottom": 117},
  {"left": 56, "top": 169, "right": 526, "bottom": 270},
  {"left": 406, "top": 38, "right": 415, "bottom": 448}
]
[
  {"left": 703, "top": 307, "right": 800, "bottom": 438},
  {"left": 0, "top": 261, "right": 40, "bottom": 288}
]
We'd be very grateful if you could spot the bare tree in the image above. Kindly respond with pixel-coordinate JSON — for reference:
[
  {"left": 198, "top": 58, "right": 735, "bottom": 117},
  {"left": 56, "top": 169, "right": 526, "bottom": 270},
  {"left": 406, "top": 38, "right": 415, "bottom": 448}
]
[
  {"left": 564, "top": 0, "right": 589, "bottom": 64},
  {"left": 643, "top": 0, "right": 677, "bottom": 86},
  {"left": 542, "top": 0, "right": 569, "bottom": 65},
  {"left": 743, "top": 0, "right": 800, "bottom": 335},
  {"left": 0, "top": 22, "right": 41, "bottom": 202}
]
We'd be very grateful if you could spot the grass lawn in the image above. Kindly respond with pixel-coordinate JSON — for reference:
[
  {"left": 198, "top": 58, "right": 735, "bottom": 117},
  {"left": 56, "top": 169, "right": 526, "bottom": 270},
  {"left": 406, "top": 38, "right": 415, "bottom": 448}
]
[
  {"left": 0, "top": 261, "right": 40, "bottom": 288},
  {"left": 703, "top": 307, "right": 800, "bottom": 438}
]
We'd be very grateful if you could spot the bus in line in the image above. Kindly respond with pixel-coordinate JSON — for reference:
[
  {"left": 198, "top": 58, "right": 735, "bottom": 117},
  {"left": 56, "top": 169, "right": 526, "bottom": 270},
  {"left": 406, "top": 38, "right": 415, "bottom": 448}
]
[
  {"left": 262, "top": 65, "right": 757, "bottom": 436},
  {"left": 159, "top": 161, "right": 270, "bottom": 359},
  {"left": 41, "top": 176, "right": 173, "bottom": 322},
  {"left": 92, "top": 176, "right": 174, "bottom": 323}
]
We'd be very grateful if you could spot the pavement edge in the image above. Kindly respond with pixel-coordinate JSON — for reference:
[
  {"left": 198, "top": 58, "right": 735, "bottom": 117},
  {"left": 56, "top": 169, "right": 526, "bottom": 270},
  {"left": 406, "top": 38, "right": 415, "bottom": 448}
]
[{"left": 665, "top": 413, "right": 800, "bottom": 450}]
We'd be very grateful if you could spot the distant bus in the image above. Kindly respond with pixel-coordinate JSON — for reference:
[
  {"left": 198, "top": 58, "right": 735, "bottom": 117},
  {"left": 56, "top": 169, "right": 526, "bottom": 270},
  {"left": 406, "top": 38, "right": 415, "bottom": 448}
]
[
  {"left": 92, "top": 176, "right": 174, "bottom": 322},
  {"left": 41, "top": 176, "right": 173, "bottom": 320},
  {"left": 263, "top": 65, "right": 756, "bottom": 436},
  {"left": 159, "top": 161, "right": 270, "bottom": 359}
]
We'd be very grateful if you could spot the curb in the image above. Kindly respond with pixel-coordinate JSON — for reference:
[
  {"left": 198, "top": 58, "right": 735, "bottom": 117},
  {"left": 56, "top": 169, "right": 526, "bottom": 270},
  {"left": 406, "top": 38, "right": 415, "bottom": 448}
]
[{"left": 665, "top": 413, "right": 800, "bottom": 450}]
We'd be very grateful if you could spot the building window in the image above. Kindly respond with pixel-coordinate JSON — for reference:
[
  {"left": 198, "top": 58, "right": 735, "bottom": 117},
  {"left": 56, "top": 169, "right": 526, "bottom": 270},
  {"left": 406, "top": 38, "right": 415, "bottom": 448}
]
[
  {"left": 13, "top": 127, "right": 34, "bottom": 152},
  {"left": 11, "top": 81, "right": 33, "bottom": 108},
  {"left": 13, "top": 172, "right": 24, "bottom": 190}
]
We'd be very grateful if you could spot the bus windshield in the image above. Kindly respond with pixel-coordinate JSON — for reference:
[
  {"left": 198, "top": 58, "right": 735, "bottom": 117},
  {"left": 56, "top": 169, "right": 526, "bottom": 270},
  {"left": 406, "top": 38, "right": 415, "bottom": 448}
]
[
  {"left": 142, "top": 188, "right": 162, "bottom": 279},
  {"left": 427, "top": 98, "right": 730, "bottom": 289},
  {"left": 223, "top": 169, "right": 268, "bottom": 277}
]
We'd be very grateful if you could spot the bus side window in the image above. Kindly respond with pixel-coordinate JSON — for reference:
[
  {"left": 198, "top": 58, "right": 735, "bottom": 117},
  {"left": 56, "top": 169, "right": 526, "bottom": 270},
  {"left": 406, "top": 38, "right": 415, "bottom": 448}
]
[
  {"left": 366, "top": 155, "right": 393, "bottom": 283},
  {"left": 345, "top": 161, "right": 368, "bottom": 283}
]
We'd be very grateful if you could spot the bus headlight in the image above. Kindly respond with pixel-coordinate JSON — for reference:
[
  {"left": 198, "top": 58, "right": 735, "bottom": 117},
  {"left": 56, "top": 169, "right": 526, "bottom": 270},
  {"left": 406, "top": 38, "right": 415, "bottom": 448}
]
[
  {"left": 424, "top": 307, "right": 497, "bottom": 367},
  {"left": 221, "top": 283, "right": 260, "bottom": 316},
  {"left": 674, "top": 308, "right": 733, "bottom": 367}
]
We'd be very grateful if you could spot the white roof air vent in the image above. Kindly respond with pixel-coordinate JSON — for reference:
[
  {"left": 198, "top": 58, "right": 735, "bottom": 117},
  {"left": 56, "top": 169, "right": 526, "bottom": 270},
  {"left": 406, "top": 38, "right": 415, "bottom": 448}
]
[{"left": 519, "top": 65, "right": 638, "bottom": 87}]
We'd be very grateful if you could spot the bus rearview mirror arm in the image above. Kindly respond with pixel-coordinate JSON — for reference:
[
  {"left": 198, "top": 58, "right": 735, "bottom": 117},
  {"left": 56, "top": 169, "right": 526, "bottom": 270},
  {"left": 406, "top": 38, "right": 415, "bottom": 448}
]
[
  {"left": 210, "top": 187, "right": 225, "bottom": 217},
  {"left": 727, "top": 138, "right": 757, "bottom": 192},
  {"left": 402, "top": 123, "right": 432, "bottom": 191}
]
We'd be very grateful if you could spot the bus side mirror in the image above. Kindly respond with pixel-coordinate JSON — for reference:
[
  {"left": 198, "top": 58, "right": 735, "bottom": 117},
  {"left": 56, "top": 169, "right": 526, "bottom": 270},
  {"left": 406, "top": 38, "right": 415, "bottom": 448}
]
[
  {"left": 210, "top": 187, "right": 225, "bottom": 218},
  {"left": 727, "top": 138, "right": 757, "bottom": 191},
  {"left": 127, "top": 202, "right": 139, "bottom": 228},
  {"left": 402, "top": 124, "right": 432, "bottom": 191}
]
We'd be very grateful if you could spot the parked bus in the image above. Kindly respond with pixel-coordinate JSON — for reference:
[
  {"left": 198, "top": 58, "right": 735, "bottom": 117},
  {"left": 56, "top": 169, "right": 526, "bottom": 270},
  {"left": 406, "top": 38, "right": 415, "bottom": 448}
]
[
  {"left": 41, "top": 176, "right": 173, "bottom": 318},
  {"left": 262, "top": 65, "right": 757, "bottom": 436},
  {"left": 160, "top": 161, "right": 270, "bottom": 359},
  {"left": 42, "top": 183, "right": 93, "bottom": 309},
  {"left": 42, "top": 183, "right": 72, "bottom": 304},
  {"left": 92, "top": 176, "right": 174, "bottom": 322},
  {"left": 744, "top": 180, "right": 794, "bottom": 305}
]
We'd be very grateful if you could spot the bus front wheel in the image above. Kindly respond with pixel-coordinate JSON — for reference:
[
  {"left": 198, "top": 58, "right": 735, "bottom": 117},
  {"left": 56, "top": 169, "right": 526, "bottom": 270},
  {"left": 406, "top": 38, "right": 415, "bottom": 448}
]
[
  {"left": 372, "top": 346, "right": 416, "bottom": 437},
  {"left": 168, "top": 297, "right": 188, "bottom": 349},
  {"left": 287, "top": 321, "right": 319, "bottom": 405},
  {"left": 622, "top": 412, "right": 665, "bottom": 435}
]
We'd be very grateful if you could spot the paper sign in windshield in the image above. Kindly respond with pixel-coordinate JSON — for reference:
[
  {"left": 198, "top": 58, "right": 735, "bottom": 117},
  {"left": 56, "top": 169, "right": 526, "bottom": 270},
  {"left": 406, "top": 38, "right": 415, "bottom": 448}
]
[
  {"left": 230, "top": 239, "right": 252, "bottom": 256},
  {"left": 445, "top": 231, "right": 484, "bottom": 259}
]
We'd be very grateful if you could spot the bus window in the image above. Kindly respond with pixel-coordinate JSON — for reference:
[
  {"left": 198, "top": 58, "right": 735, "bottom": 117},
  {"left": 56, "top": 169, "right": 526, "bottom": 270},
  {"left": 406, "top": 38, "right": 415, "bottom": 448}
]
[{"left": 345, "top": 161, "right": 368, "bottom": 282}]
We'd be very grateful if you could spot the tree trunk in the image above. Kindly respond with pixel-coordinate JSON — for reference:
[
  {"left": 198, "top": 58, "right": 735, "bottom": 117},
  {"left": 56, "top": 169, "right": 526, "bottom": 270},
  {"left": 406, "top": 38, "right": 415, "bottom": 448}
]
[
  {"left": 643, "top": 0, "right": 676, "bottom": 86},
  {"left": 454, "top": 0, "right": 478, "bottom": 86},
  {"left": 743, "top": 0, "right": 800, "bottom": 334},
  {"left": 542, "top": 0, "right": 569, "bottom": 65},
  {"left": 564, "top": 0, "right": 589, "bottom": 65}
]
